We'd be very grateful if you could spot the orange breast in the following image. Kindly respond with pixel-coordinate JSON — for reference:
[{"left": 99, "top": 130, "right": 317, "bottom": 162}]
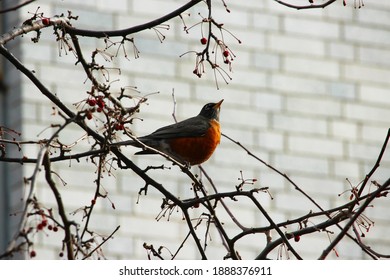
[{"left": 168, "top": 120, "right": 221, "bottom": 165}]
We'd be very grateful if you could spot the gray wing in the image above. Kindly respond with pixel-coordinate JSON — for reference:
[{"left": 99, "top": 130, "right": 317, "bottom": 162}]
[{"left": 140, "top": 116, "right": 210, "bottom": 141}]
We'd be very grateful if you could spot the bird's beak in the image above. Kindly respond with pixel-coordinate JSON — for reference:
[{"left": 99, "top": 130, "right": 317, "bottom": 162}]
[{"left": 213, "top": 99, "right": 224, "bottom": 109}]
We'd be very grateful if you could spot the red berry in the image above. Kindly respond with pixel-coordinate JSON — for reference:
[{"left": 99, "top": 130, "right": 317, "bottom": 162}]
[
  {"left": 86, "top": 111, "right": 93, "bottom": 120},
  {"left": 96, "top": 107, "right": 103, "bottom": 113},
  {"left": 200, "top": 37, "right": 207, "bottom": 45},
  {"left": 193, "top": 202, "right": 200, "bottom": 208},
  {"left": 87, "top": 98, "right": 97, "bottom": 106},
  {"left": 42, "top": 18, "right": 50, "bottom": 26},
  {"left": 41, "top": 220, "right": 48, "bottom": 227},
  {"left": 96, "top": 96, "right": 105, "bottom": 108},
  {"left": 59, "top": 252, "right": 64, "bottom": 257},
  {"left": 53, "top": 226, "right": 58, "bottom": 232},
  {"left": 30, "top": 250, "right": 37, "bottom": 258},
  {"left": 114, "top": 123, "right": 124, "bottom": 131},
  {"left": 91, "top": 199, "right": 96, "bottom": 205},
  {"left": 97, "top": 101, "right": 105, "bottom": 108},
  {"left": 223, "top": 50, "right": 229, "bottom": 57},
  {"left": 48, "top": 225, "right": 53, "bottom": 231},
  {"left": 294, "top": 235, "right": 300, "bottom": 242},
  {"left": 37, "top": 223, "right": 44, "bottom": 231}
]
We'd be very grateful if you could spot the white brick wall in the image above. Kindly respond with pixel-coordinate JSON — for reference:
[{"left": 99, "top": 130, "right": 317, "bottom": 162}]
[{"left": 1, "top": 0, "right": 390, "bottom": 260}]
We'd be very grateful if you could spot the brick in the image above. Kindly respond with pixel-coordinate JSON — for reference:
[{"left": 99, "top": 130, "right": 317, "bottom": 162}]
[
  {"left": 283, "top": 17, "right": 340, "bottom": 39},
  {"left": 333, "top": 160, "right": 361, "bottom": 180},
  {"left": 229, "top": 0, "right": 266, "bottom": 10},
  {"left": 324, "top": 3, "right": 354, "bottom": 21},
  {"left": 38, "top": 65, "right": 88, "bottom": 88},
  {"left": 361, "top": 124, "right": 389, "bottom": 143},
  {"left": 360, "top": 85, "right": 390, "bottom": 106},
  {"left": 229, "top": 66, "right": 267, "bottom": 88},
  {"left": 135, "top": 36, "right": 188, "bottom": 58},
  {"left": 87, "top": 211, "right": 120, "bottom": 233},
  {"left": 273, "top": 154, "right": 329, "bottom": 176},
  {"left": 253, "top": 52, "right": 280, "bottom": 71},
  {"left": 96, "top": 0, "right": 128, "bottom": 13},
  {"left": 212, "top": 5, "right": 251, "bottom": 27},
  {"left": 345, "top": 64, "right": 390, "bottom": 85},
  {"left": 348, "top": 142, "right": 383, "bottom": 162},
  {"left": 359, "top": 46, "right": 390, "bottom": 67},
  {"left": 268, "top": 34, "right": 325, "bottom": 57},
  {"left": 254, "top": 91, "right": 283, "bottom": 111},
  {"left": 328, "top": 42, "right": 355, "bottom": 61},
  {"left": 21, "top": 102, "right": 39, "bottom": 123},
  {"left": 106, "top": 235, "right": 134, "bottom": 256},
  {"left": 223, "top": 126, "right": 255, "bottom": 147},
  {"left": 213, "top": 144, "right": 269, "bottom": 168},
  {"left": 366, "top": 165, "right": 390, "bottom": 185},
  {"left": 357, "top": 7, "right": 390, "bottom": 28},
  {"left": 369, "top": 0, "right": 390, "bottom": 9},
  {"left": 227, "top": 26, "right": 266, "bottom": 49},
  {"left": 22, "top": 42, "right": 54, "bottom": 64},
  {"left": 328, "top": 81, "right": 356, "bottom": 100},
  {"left": 120, "top": 56, "right": 177, "bottom": 78},
  {"left": 54, "top": 7, "right": 114, "bottom": 30},
  {"left": 132, "top": 0, "right": 185, "bottom": 18},
  {"left": 270, "top": 74, "right": 327, "bottom": 95},
  {"left": 275, "top": 191, "right": 330, "bottom": 214},
  {"left": 344, "top": 25, "right": 390, "bottom": 47},
  {"left": 288, "top": 135, "right": 344, "bottom": 158},
  {"left": 330, "top": 120, "right": 358, "bottom": 140},
  {"left": 118, "top": 215, "right": 182, "bottom": 240},
  {"left": 272, "top": 114, "right": 328, "bottom": 135},
  {"left": 256, "top": 130, "right": 284, "bottom": 151},
  {"left": 53, "top": 0, "right": 97, "bottom": 7},
  {"left": 195, "top": 84, "right": 252, "bottom": 107},
  {"left": 251, "top": 11, "right": 280, "bottom": 31},
  {"left": 284, "top": 56, "right": 340, "bottom": 79},
  {"left": 224, "top": 106, "right": 268, "bottom": 128},
  {"left": 345, "top": 103, "right": 390, "bottom": 124},
  {"left": 290, "top": 175, "right": 345, "bottom": 197},
  {"left": 286, "top": 96, "right": 342, "bottom": 117},
  {"left": 367, "top": 199, "right": 390, "bottom": 224}
]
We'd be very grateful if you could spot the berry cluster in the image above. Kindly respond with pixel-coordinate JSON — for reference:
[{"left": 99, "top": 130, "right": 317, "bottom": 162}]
[
  {"left": 87, "top": 96, "right": 105, "bottom": 112},
  {"left": 85, "top": 96, "right": 106, "bottom": 120}
]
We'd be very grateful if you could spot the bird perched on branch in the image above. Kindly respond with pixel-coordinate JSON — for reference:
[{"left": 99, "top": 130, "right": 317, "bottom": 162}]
[{"left": 115, "top": 100, "right": 223, "bottom": 166}]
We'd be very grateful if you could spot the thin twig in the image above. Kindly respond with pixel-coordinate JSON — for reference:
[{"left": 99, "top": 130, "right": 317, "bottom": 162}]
[{"left": 0, "top": 0, "right": 36, "bottom": 14}]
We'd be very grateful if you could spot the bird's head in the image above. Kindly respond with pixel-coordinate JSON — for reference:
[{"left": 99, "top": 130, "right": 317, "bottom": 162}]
[{"left": 198, "top": 99, "right": 224, "bottom": 121}]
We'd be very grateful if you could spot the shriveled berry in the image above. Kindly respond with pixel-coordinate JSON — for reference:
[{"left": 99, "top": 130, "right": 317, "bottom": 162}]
[
  {"left": 30, "top": 250, "right": 37, "bottom": 258},
  {"left": 294, "top": 235, "right": 300, "bottom": 242}
]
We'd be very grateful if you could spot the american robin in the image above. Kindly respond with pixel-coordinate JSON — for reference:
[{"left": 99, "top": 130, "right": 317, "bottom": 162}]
[{"left": 116, "top": 100, "right": 223, "bottom": 166}]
